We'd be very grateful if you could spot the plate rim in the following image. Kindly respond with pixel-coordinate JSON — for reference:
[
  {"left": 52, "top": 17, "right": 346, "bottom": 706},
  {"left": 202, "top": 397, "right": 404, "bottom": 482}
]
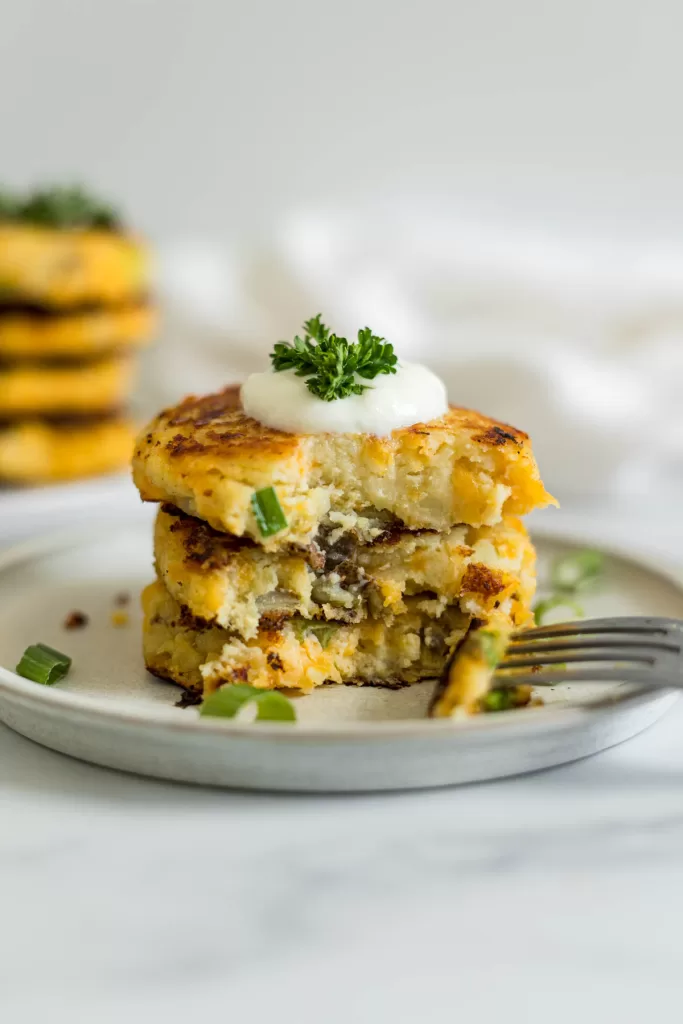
[{"left": 0, "top": 515, "right": 679, "bottom": 742}]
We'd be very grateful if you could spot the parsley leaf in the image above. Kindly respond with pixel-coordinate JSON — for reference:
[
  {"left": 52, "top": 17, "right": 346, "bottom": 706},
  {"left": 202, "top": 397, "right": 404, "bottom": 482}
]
[{"left": 271, "top": 315, "right": 398, "bottom": 402}]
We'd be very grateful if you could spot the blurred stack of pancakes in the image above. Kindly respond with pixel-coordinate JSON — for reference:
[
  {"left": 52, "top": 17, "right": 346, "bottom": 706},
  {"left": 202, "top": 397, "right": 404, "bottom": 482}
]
[{"left": 0, "top": 186, "right": 155, "bottom": 483}]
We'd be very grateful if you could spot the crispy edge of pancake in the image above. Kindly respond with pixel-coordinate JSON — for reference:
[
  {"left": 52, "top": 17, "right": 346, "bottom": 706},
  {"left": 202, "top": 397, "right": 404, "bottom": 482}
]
[
  {"left": 133, "top": 385, "right": 556, "bottom": 543},
  {"left": 0, "top": 225, "right": 149, "bottom": 308}
]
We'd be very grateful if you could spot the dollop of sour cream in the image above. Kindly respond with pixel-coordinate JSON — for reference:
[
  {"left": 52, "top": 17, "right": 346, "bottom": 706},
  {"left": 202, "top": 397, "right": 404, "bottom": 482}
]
[{"left": 241, "top": 362, "right": 448, "bottom": 436}]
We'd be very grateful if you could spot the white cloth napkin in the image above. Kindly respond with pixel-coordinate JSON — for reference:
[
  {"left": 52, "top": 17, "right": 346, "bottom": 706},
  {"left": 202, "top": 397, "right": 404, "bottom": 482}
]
[{"left": 143, "top": 201, "right": 683, "bottom": 498}]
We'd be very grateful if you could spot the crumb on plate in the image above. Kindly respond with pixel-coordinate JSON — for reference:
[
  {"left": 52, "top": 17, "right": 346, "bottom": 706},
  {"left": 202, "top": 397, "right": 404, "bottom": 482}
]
[{"left": 63, "top": 610, "right": 89, "bottom": 630}]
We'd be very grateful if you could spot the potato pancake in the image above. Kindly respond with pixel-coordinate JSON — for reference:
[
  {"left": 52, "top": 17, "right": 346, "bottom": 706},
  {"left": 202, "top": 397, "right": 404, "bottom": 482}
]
[
  {"left": 0, "top": 302, "right": 155, "bottom": 359},
  {"left": 142, "top": 579, "right": 471, "bottom": 695},
  {"left": 0, "top": 415, "right": 135, "bottom": 482},
  {"left": 154, "top": 504, "right": 536, "bottom": 639},
  {"left": 0, "top": 225, "right": 149, "bottom": 308},
  {"left": 0, "top": 353, "right": 134, "bottom": 415},
  {"left": 133, "top": 385, "right": 555, "bottom": 549}
]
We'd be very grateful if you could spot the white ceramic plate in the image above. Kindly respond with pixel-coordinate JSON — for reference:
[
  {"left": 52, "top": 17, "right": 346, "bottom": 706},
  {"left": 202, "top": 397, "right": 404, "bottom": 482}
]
[{"left": 0, "top": 517, "right": 679, "bottom": 791}]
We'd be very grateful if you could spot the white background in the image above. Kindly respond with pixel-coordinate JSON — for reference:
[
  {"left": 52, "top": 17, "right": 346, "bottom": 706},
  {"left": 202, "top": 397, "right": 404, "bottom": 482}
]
[{"left": 2, "top": 0, "right": 683, "bottom": 245}]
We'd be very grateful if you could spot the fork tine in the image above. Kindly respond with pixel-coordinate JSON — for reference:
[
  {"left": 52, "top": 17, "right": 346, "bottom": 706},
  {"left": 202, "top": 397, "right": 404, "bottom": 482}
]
[
  {"left": 513, "top": 616, "right": 681, "bottom": 640},
  {"left": 500, "top": 650, "right": 656, "bottom": 670},
  {"left": 509, "top": 637, "right": 682, "bottom": 655},
  {"left": 491, "top": 616, "right": 683, "bottom": 694},
  {"left": 492, "top": 666, "right": 678, "bottom": 688}
]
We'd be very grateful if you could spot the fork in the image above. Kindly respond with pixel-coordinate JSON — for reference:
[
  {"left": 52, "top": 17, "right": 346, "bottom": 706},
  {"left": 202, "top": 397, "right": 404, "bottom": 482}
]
[{"left": 495, "top": 617, "right": 683, "bottom": 690}]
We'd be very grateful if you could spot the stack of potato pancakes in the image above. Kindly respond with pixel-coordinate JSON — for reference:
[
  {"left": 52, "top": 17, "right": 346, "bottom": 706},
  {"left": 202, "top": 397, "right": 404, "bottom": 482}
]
[
  {"left": 0, "top": 186, "right": 154, "bottom": 483},
  {"left": 133, "top": 380, "right": 554, "bottom": 716}
]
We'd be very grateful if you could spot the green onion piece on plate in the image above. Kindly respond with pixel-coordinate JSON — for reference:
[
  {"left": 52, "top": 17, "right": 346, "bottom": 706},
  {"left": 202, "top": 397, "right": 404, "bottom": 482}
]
[
  {"left": 16, "top": 643, "right": 72, "bottom": 685},
  {"left": 551, "top": 549, "right": 604, "bottom": 593},
  {"left": 200, "top": 684, "right": 296, "bottom": 722},
  {"left": 251, "top": 486, "right": 288, "bottom": 538},
  {"left": 481, "top": 687, "right": 516, "bottom": 712},
  {"left": 533, "top": 595, "right": 584, "bottom": 626},
  {"left": 481, "top": 685, "right": 533, "bottom": 713}
]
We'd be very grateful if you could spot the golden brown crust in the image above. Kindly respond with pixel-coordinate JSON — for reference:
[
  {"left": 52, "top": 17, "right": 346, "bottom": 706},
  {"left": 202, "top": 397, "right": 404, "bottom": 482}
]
[
  {"left": 162, "top": 503, "right": 254, "bottom": 566},
  {"left": 0, "top": 302, "right": 155, "bottom": 359},
  {"left": 151, "top": 385, "right": 531, "bottom": 463},
  {"left": 460, "top": 562, "right": 507, "bottom": 599},
  {"left": 133, "top": 385, "right": 556, "bottom": 547},
  {"left": 470, "top": 424, "right": 526, "bottom": 446},
  {"left": 0, "top": 225, "right": 150, "bottom": 308},
  {"left": 158, "top": 386, "right": 299, "bottom": 462}
]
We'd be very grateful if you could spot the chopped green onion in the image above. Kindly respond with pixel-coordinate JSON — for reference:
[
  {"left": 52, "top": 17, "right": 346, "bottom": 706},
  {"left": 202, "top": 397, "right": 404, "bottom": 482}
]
[
  {"left": 533, "top": 595, "right": 584, "bottom": 626},
  {"left": 292, "top": 620, "right": 339, "bottom": 648},
  {"left": 16, "top": 643, "right": 71, "bottom": 685},
  {"left": 551, "top": 549, "right": 604, "bottom": 593},
  {"left": 200, "top": 684, "right": 296, "bottom": 722},
  {"left": 475, "top": 629, "right": 507, "bottom": 669},
  {"left": 481, "top": 686, "right": 532, "bottom": 713},
  {"left": 251, "top": 486, "right": 288, "bottom": 538},
  {"left": 481, "top": 687, "right": 517, "bottom": 712}
]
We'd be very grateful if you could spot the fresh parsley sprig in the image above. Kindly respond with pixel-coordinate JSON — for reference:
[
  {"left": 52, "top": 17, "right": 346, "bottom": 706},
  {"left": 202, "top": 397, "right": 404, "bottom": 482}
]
[
  {"left": 0, "top": 185, "right": 121, "bottom": 230},
  {"left": 271, "top": 315, "right": 398, "bottom": 402}
]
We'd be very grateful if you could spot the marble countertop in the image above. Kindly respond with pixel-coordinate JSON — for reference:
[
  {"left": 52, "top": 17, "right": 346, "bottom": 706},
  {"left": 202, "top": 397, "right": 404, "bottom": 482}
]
[{"left": 3, "top": 488, "right": 683, "bottom": 1023}]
